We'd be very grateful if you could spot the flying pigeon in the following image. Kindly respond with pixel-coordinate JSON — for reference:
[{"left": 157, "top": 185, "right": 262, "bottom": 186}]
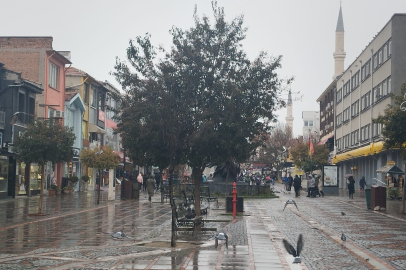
[
  {"left": 283, "top": 234, "right": 303, "bottom": 264},
  {"left": 341, "top": 233, "right": 346, "bottom": 241},
  {"left": 341, "top": 212, "right": 346, "bottom": 216},
  {"left": 283, "top": 199, "right": 299, "bottom": 211},
  {"left": 214, "top": 232, "right": 228, "bottom": 248}
]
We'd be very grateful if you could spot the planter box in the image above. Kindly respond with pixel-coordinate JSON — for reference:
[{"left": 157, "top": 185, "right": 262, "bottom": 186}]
[{"left": 49, "top": 189, "right": 56, "bottom": 196}]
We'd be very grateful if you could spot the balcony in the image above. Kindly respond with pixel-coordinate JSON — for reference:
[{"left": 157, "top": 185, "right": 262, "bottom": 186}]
[{"left": 0, "top": 111, "right": 4, "bottom": 129}]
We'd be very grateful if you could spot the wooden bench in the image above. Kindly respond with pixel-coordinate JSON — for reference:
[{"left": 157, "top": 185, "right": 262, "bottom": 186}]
[
  {"left": 173, "top": 198, "right": 204, "bottom": 231},
  {"left": 200, "top": 186, "right": 218, "bottom": 208}
]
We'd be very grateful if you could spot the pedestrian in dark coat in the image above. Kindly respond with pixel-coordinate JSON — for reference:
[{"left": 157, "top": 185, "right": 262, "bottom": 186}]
[
  {"left": 348, "top": 176, "right": 355, "bottom": 199},
  {"left": 146, "top": 175, "right": 155, "bottom": 202},
  {"left": 293, "top": 175, "right": 301, "bottom": 197},
  {"left": 288, "top": 173, "right": 293, "bottom": 191}
]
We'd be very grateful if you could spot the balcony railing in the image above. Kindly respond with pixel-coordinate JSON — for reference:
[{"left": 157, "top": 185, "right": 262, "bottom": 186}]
[{"left": 0, "top": 111, "right": 5, "bottom": 129}]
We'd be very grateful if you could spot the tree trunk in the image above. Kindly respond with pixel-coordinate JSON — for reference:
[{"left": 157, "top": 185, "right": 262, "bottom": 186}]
[
  {"left": 97, "top": 169, "right": 101, "bottom": 204},
  {"left": 192, "top": 167, "right": 204, "bottom": 232},
  {"left": 225, "top": 166, "right": 230, "bottom": 196},
  {"left": 169, "top": 166, "right": 176, "bottom": 247}
]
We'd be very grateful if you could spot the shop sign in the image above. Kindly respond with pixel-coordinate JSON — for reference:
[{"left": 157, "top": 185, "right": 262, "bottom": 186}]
[
  {"left": 0, "top": 155, "right": 7, "bottom": 160},
  {"left": 323, "top": 165, "right": 338, "bottom": 187}
]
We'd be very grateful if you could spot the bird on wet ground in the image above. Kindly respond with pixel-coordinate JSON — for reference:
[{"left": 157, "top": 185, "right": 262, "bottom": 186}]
[
  {"left": 283, "top": 234, "right": 304, "bottom": 264},
  {"left": 283, "top": 199, "right": 299, "bottom": 211},
  {"left": 341, "top": 233, "right": 346, "bottom": 241}
]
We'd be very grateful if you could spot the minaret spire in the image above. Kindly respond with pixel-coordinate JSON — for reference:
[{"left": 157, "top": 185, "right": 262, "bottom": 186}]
[
  {"left": 285, "top": 89, "right": 294, "bottom": 134},
  {"left": 333, "top": 3, "right": 346, "bottom": 79}
]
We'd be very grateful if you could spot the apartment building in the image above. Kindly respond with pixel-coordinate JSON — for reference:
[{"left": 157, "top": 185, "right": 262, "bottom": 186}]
[{"left": 332, "top": 14, "right": 406, "bottom": 188}]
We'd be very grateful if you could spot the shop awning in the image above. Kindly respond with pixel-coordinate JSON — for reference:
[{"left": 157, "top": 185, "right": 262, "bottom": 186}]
[
  {"left": 318, "top": 134, "right": 334, "bottom": 145},
  {"left": 376, "top": 164, "right": 404, "bottom": 174},
  {"left": 332, "top": 141, "right": 385, "bottom": 164}
]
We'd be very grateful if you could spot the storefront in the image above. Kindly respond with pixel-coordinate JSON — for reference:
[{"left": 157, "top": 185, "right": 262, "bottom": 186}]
[{"left": 14, "top": 159, "right": 41, "bottom": 196}]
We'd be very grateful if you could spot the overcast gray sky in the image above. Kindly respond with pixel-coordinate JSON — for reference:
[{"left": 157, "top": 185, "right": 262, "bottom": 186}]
[{"left": 1, "top": 0, "right": 405, "bottom": 136}]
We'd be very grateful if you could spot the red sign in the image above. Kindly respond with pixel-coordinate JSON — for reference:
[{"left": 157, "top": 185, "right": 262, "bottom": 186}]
[{"left": 98, "top": 110, "right": 105, "bottom": 122}]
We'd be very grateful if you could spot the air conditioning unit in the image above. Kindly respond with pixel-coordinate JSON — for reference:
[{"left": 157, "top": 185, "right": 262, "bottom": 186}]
[{"left": 54, "top": 110, "right": 65, "bottom": 118}]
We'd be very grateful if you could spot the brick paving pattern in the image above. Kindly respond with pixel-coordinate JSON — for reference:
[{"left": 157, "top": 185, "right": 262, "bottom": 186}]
[{"left": 0, "top": 184, "right": 403, "bottom": 269}]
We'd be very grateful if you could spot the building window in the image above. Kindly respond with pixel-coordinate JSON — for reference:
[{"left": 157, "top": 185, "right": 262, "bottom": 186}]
[
  {"left": 361, "top": 124, "right": 370, "bottom": 141},
  {"left": 389, "top": 40, "right": 392, "bottom": 56},
  {"left": 83, "top": 83, "right": 89, "bottom": 104},
  {"left": 49, "top": 62, "right": 59, "bottom": 89},
  {"left": 378, "top": 49, "right": 382, "bottom": 65},
  {"left": 365, "top": 60, "right": 371, "bottom": 77},
  {"left": 98, "top": 92, "right": 105, "bottom": 111},
  {"left": 383, "top": 44, "right": 388, "bottom": 61},
  {"left": 336, "top": 138, "right": 341, "bottom": 151},
  {"left": 91, "top": 85, "right": 97, "bottom": 107},
  {"left": 351, "top": 130, "right": 359, "bottom": 145},
  {"left": 343, "top": 107, "right": 350, "bottom": 122},
  {"left": 373, "top": 54, "right": 378, "bottom": 70},
  {"left": 388, "top": 77, "right": 392, "bottom": 93},
  {"left": 383, "top": 80, "right": 388, "bottom": 96},
  {"left": 372, "top": 122, "right": 382, "bottom": 137},
  {"left": 351, "top": 100, "right": 359, "bottom": 117},
  {"left": 336, "top": 113, "right": 342, "bottom": 127},
  {"left": 336, "top": 88, "right": 342, "bottom": 103}
]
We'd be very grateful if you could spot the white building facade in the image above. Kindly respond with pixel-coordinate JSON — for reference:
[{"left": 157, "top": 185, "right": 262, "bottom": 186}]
[
  {"left": 302, "top": 111, "right": 320, "bottom": 143},
  {"left": 332, "top": 14, "right": 406, "bottom": 188}
]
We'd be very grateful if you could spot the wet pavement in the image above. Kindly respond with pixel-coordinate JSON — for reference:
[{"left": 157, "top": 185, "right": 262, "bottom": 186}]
[{"left": 0, "top": 185, "right": 403, "bottom": 269}]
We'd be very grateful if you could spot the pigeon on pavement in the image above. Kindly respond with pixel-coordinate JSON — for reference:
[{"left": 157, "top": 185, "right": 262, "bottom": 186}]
[
  {"left": 341, "top": 212, "right": 346, "bottom": 216},
  {"left": 214, "top": 232, "right": 228, "bottom": 248},
  {"left": 341, "top": 233, "right": 346, "bottom": 241},
  {"left": 283, "top": 234, "right": 304, "bottom": 263},
  {"left": 283, "top": 199, "right": 299, "bottom": 211}
]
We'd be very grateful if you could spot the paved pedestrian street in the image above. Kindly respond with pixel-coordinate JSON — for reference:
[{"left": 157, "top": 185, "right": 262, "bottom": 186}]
[{"left": 0, "top": 184, "right": 404, "bottom": 269}]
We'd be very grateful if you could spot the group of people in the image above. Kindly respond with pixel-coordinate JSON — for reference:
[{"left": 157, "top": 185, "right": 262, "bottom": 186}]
[{"left": 347, "top": 175, "right": 367, "bottom": 199}]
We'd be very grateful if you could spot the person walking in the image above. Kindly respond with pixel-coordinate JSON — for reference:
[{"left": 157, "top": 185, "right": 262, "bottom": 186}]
[
  {"left": 359, "top": 176, "right": 366, "bottom": 192},
  {"left": 348, "top": 176, "right": 355, "bottom": 199},
  {"left": 146, "top": 174, "right": 155, "bottom": 203},
  {"left": 288, "top": 173, "right": 293, "bottom": 191},
  {"left": 293, "top": 175, "right": 301, "bottom": 197},
  {"left": 154, "top": 172, "right": 161, "bottom": 190},
  {"left": 306, "top": 175, "right": 315, "bottom": 197},
  {"left": 137, "top": 172, "right": 143, "bottom": 191}
]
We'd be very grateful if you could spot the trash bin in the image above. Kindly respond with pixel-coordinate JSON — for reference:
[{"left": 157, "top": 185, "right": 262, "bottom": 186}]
[
  {"left": 371, "top": 185, "right": 386, "bottom": 209},
  {"left": 132, "top": 182, "right": 139, "bottom": 199},
  {"left": 226, "top": 197, "right": 244, "bottom": 212},
  {"left": 123, "top": 180, "right": 132, "bottom": 200},
  {"left": 365, "top": 188, "right": 371, "bottom": 209}
]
